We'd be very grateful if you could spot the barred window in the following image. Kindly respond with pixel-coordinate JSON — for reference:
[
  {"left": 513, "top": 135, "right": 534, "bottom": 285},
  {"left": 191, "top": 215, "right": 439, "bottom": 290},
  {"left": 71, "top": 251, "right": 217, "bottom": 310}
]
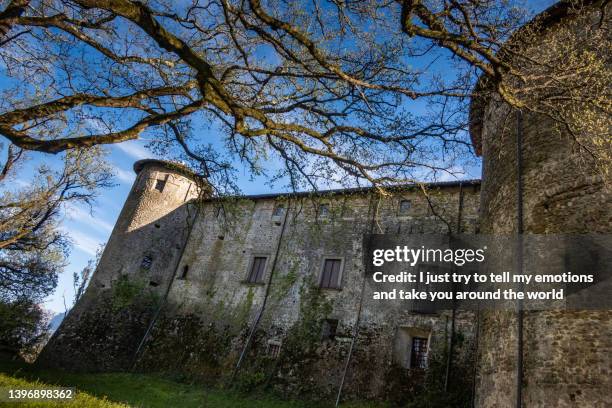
[
  {"left": 320, "top": 258, "right": 342, "bottom": 289},
  {"left": 267, "top": 340, "right": 282, "bottom": 358},
  {"left": 410, "top": 337, "right": 428, "bottom": 369},
  {"left": 246, "top": 256, "right": 267, "bottom": 284}
]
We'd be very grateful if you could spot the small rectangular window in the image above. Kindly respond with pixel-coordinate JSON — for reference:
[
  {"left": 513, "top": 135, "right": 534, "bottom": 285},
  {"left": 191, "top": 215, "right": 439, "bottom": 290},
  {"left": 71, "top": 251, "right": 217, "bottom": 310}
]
[
  {"left": 246, "top": 256, "right": 267, "bottom": 284},
  {"left": 320, "top": 258, "right": 342, "bottom": 289},
  {"left": 399, "top": 199, "right": 412, "bottom": 215},
  {"left": 267, "top": 340, "right": 282, "bottom": 358},
  {"left": 272, "top": 205, "right": 284, "bottom": 217},
  {"left": 321, "top": 319, "right": 339, "bottom": 340},
  {"left": 319, "top": 203, "right": 330, "bottom": 217},
  {"left": 178, "top": 265, "right": 189, "bottom": 280},
  {"left": 216, "top": 206, "right": 225, "bottom": 219},
  {"left": 410, "top": 337, "right": 428, "bottom": 368},
  {"left": 154, "top": 178, "right": 166, "bottom": 192},
  {"left": 141, "top": 255, "right": 153, "bottom": 270}
]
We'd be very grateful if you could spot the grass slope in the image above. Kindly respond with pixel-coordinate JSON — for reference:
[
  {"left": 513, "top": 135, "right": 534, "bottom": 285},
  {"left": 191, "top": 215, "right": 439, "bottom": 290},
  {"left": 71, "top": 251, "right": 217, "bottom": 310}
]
[
  {"left": 0, "top": 372, "right": 127, "bottom": 408},
  {"left": 0, "top": 360, "right": 383, "bottom": 408}
]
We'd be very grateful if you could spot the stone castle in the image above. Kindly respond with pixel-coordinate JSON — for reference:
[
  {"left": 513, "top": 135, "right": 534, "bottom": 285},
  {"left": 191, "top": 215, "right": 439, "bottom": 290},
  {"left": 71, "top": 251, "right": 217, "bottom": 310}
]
[{"left": 40, "top": 2, "right": 610, "bottom": 407}]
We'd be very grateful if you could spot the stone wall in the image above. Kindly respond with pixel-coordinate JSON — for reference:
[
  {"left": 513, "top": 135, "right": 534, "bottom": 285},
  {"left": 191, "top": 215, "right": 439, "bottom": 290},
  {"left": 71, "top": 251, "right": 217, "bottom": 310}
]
[
  {"left": 132, "top": 182, "right": 480, "bottom": 400},
  {"left": 39, "top": 164, "right": 481, "bottom": 402}
]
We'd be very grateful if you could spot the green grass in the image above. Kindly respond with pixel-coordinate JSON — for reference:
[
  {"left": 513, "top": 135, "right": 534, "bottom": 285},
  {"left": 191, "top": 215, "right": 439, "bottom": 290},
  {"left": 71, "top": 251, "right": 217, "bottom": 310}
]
[
  {"left": 0, "top": 360, "right": 384, "bottom": 408},
  {"left": 0, "top": 372, "right": 127, "bottom": 408}
]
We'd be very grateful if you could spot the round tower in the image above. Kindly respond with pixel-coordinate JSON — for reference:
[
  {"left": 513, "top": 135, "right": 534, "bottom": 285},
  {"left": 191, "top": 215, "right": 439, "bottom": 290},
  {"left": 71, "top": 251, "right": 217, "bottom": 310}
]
[
  {"left": 88, "top": 159, "right": 203, "bottom": 293},
  {"left": 38, "top": 159, "right": 206, "bottom": 371},
  {"left": 470, "top": 1, "right": 611, "bottom": 407}
]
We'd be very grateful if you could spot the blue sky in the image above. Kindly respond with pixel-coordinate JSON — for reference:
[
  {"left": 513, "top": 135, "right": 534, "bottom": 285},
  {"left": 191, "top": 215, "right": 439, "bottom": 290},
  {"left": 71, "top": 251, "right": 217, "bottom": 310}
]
[{"left": 1, "top": 0, "right": 557, "bottom": 314}]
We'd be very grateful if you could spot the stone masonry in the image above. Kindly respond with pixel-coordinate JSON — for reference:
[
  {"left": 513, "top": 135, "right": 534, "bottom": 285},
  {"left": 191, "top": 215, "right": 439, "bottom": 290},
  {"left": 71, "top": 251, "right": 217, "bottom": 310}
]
[{"left": 470, "top": 1, "right": 611, "bottom": 407}]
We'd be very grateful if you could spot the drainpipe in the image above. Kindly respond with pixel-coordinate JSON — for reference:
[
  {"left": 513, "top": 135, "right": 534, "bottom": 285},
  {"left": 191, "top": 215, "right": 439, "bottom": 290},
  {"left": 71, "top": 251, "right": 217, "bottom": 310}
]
[
  {"left": 515, "top": 110, "right": 525, "bottom": 408},
  {"left": 470, "top": 306, "right": 481, "bottom": 408},
  {"left": 335, "top": 193, "right": 379, "bottom": 407},
  {"left": 231, "top": 198, "right": 291, "bottom": 382},
  {"left": 131, "top": 200, "right": 201, "bottom": 370}
]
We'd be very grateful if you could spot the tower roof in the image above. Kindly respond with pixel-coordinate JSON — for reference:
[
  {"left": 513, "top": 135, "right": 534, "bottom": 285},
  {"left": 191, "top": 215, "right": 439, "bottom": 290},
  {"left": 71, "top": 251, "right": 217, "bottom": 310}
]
[{"left": 133, "top": 159, "right": 201, "bottom": 181}]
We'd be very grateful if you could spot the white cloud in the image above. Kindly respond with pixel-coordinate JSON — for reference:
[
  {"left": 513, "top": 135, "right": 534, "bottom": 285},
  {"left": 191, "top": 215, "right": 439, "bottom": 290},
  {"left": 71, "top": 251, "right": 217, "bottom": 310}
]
[
  {"left": 65, "top": 229, "right": 105, "bottom": 257},
  {"left": 114, "top": 140, "right": 152, "bottom": 160},
  {"left": 64, "top": 204, "right": 114, "bottom": 233}
]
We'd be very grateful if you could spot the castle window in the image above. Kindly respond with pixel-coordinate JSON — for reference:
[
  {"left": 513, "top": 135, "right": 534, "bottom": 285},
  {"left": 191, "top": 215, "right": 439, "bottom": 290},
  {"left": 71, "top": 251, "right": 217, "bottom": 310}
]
[
  {"left": 215, "top": 205, "right": 225, "bottom": 217},
  {"left": 319, "top": 258, "right": 343, "bottom": 289},
  {"left": 246, "top": 256, "right": 267, "bottom": 284},
  {"left": 141, "top": 255, "right": 153, "bottom": 270},
  {"left": 318, "top": 203, "right": 330, "bottom": 218},
  {"left": 399, "top": 199, "right": 412, "bottom": 215},
  {"left": 179, "top": 264, "right": 189, "bottom": 280},
  {"left": 393, "top": 328, "right": 430, "bottom": 369},
  {"left": 321, "top": 319, "right": 339, "bottom": 340},
  {"left": 272, "top": 205, "right": 284, "bottom": 217},
  {"left": 267, "top": 340, "right": 282, "bottom": 358},
  {"left": 154, "top": 178, "right": 166, "bottom": 192},
  {"left": 410, "top": 337, "right": 429, "bottom": 369}
]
